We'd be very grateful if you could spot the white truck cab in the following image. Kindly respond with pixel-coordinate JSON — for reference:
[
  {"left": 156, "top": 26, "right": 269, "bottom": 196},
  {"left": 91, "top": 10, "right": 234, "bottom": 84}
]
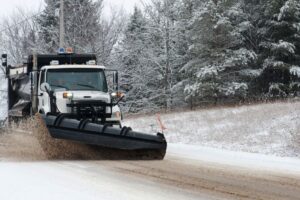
[{"left": 38, "top": 64, "right": 122, "bottom": 125}]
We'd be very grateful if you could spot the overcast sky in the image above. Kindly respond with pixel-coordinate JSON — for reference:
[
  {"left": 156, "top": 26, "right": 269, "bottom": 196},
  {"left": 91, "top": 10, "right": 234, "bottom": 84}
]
[{"left": 0, "top": 0, "right": 141, "bottom": 19}]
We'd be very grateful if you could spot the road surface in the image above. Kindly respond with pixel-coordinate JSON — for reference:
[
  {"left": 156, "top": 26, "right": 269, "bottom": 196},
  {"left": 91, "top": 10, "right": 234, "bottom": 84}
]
[{"left": 0, "top": 135, "right": 300, "bottom": 200}]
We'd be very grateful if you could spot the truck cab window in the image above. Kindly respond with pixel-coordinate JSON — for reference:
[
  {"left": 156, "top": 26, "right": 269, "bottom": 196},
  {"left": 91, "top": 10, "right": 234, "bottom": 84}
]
[{"left": 46, "top": 68, "right": 108, "bottom": 92}]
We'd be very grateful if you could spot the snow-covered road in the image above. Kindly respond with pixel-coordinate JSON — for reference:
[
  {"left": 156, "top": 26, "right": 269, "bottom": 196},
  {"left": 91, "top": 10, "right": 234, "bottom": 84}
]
[
  {"left": 0, "top": 159, "right": 203, "bottom": 200},
  {"left": 1, "top": 102, "right": 300, "bottom": 200},
  {"left": 1, "top": 144, "right": 300, "bottom": 200}
]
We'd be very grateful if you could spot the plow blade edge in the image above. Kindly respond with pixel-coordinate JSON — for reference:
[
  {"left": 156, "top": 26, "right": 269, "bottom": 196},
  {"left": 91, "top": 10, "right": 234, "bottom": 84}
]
[{"left": 41, "top": 114, "right": 167, "bottom": 158}]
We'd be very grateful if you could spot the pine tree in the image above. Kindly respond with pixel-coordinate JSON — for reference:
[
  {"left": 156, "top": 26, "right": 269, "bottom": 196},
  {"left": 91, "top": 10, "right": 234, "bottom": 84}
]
[
  {"left": 37, "top": 0, "right": 103, "bottom": 53},
  {"left": 115, "top": 7, "right": 163, "bottom": 112},
  {"left": 258, "top": 0, "right": 300, "bottom": 97},
  {"left": 181, "top": 0, "right": 257, "bottom": 106},
  {"left": 37, "top": 0, "right": 59, "bottom": 52}
]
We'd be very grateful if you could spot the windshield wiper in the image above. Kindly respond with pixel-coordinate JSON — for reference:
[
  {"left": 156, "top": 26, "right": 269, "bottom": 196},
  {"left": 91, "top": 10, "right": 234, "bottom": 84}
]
[
  {"left": 51, "top": 84, "right": 69, "bottom": 90},
  {"left": 77, "top": 84, "right": 97, "bottom": 90}
]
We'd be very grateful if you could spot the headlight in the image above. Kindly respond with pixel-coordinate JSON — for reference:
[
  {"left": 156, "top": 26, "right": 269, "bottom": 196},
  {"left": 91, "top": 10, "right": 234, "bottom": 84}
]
[
  {"left": 111, "top": 92, "right": 125, "bottom": 98},
  {"left": 111, "top": 92, "right": 117, "bottom": 98},
  {"left": 63, "top": 92, "right": 73, "bottom": 99}
]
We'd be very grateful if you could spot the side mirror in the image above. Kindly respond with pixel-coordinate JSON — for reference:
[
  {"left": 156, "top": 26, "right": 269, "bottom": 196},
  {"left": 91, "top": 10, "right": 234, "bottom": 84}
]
[
  {"left": 1, "top": 54, "right": 8, "bottom": 77},
  {"left": 1, "top": 54, "right": 7, "bottom": 67},
  {"left": 40, "top": 82, "right": 51, "bottom": 93}
]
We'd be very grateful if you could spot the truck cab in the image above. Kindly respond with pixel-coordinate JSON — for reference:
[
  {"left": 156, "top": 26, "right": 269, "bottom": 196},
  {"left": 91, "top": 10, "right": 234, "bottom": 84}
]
[
  {"left": 38, "top": 65, "right": 122, "bottom": 125},
  {"left": 4, "top": 53, "right": 123, "bottom": 126}
]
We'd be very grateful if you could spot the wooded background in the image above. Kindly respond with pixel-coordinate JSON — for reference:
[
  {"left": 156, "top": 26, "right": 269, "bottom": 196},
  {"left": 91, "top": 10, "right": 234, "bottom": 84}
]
[{"left": 1, "top": 0, "right": 300, "bottom": 113}]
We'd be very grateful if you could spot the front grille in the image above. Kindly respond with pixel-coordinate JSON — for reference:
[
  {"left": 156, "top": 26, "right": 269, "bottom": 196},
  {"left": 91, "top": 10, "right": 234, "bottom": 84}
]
[{"left": 67, "top": 100, "right": 113, "bottom": 119}]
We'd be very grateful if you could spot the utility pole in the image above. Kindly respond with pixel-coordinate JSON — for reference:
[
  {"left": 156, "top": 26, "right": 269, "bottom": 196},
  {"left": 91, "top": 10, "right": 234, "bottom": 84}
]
[{"left": 59, "top": 0, "right": 65, "bottom": 48}]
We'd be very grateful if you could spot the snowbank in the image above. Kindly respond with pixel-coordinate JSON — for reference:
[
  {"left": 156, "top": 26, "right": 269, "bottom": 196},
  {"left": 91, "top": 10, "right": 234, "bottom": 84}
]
[
  {"left": 168, "top": 144, "right": 300, "bottom": 174},
  {"left": 124, "top": 102, "right": 300, "bottom": 157}
]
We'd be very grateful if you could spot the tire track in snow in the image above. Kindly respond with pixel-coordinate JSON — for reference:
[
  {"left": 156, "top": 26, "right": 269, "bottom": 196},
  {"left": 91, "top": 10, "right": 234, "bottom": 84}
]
[{"left": 99, "top": 156, "right": 300, "bottom": 200}]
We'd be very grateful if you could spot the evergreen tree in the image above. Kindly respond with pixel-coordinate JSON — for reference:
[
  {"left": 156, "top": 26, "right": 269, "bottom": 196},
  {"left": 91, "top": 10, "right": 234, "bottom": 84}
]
[
  {"left": 116, "top": 7, "right": 163, "bottom": 112},
  {"left": 37, "top": 0, "right": 103, "bottom": 53},
  {"left": 182, "top": 0, "right": 257, "bottom": 106},
  {"left": 258, "top": 0, "right": 300, "bottom": 97}
]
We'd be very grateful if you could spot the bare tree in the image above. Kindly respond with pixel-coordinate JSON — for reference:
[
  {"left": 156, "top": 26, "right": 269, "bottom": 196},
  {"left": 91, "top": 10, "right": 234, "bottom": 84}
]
[
  {"left": 142, "top": 0, "right": 178, "bottom": 110},
  {"left": 0, "top": 8, "right": 41, "bottom": 65},
  {"left": 96, "top": 7, "right": 127, "bottom": 65}
]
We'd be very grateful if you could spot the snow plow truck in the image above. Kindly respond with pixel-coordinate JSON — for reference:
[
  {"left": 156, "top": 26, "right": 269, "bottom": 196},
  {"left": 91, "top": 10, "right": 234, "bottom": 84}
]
[{"left": 1, "top": 51, "right": 167, "bottom": 159}]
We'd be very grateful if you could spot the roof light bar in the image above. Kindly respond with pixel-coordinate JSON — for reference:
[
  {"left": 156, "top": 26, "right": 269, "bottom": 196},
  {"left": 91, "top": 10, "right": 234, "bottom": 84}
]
[
  {"left": 87, "top": 60, "right": 96, "bottom": 65},
  {"left": 58, "top": 47, "right": 73, "bottom": 54},
  {"left": 50, "top": 60, "right": 59, "bottom": 65},
  {"left": 66, "top": 47, "right": 73, "bottom": 54},
  {"left": 58, "top": 48, "right": 65, "bottom": 54}
]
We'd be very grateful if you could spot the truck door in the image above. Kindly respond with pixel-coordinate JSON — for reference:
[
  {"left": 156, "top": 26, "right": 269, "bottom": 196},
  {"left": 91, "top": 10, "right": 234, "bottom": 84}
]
[{"left": 38, "top": 70, "right": 50, "bottom": 114}]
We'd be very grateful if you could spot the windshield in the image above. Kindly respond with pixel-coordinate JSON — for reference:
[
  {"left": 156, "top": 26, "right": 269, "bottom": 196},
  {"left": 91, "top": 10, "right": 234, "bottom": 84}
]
[{"left": 46, "top": 68, "right": 108, "bottom": 92}]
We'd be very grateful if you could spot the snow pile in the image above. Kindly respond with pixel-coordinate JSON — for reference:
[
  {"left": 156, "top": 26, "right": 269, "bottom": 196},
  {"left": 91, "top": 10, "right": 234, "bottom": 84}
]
[{"left": 124, "top": 101, "right": 300, "bottom": 157}]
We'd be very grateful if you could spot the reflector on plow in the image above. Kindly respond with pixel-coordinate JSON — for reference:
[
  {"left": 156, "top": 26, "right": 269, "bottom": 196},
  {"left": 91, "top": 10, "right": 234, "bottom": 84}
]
[{"left": 41, "top": 114, "right": 167, "bottom": 159}]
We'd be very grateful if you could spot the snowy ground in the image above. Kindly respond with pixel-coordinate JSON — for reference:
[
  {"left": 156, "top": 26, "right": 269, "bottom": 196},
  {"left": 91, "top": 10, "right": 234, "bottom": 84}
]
[
  {"left": 124, "top": 101, "right": 300, "bottom": 157},
  {"left": 169, "top": 144, "right": 300, "bottom": 174},
  {"left": 0, "top": 101, "right": 300, "bottom": 199},
  {"left": 1, "top": 145, "right": 300, "bottom": 200}
]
